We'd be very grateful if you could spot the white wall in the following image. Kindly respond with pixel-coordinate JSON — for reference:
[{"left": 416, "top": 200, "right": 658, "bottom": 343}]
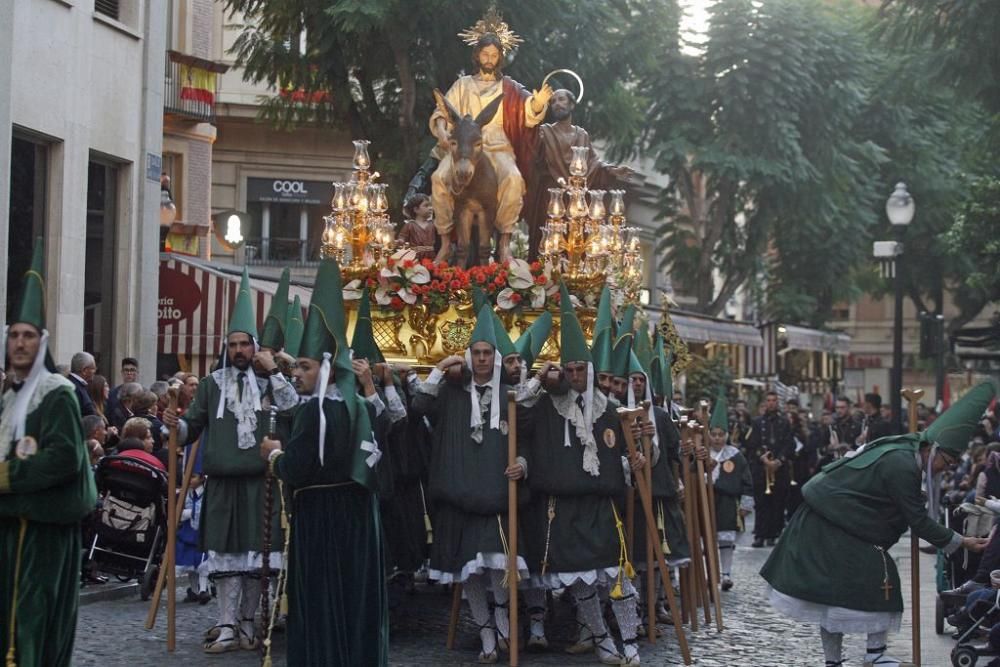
[{"left": 4, "top": 0, "right": 165, "bottom": 382}]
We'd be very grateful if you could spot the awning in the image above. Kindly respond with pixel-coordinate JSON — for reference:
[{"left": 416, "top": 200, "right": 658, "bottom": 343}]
[
  {"left": 780, "top": 324, "right": 851, "bottom": 355},
  {"left": 158, "top": 254, "right": 311, "bottom": 376},
  {"left": 668, "top": 311, "right": 764, "bottom": 347}
]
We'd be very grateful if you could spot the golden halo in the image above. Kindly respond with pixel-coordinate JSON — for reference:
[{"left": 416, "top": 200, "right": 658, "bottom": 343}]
[{"left": 458, "top": 5, "right": 523, "bottom": 54}]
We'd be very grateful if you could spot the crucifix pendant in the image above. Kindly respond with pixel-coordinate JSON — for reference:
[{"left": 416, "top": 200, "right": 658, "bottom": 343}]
[{"left": 881, "top": 579, "right": 892, "bottom": 601}]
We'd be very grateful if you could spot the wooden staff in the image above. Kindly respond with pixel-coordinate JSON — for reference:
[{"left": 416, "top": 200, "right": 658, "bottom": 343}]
[
  {"left": 446, "top": 583, "right": 463, "bottom": 650},
  {"left": 679, "top": 419, "right": 700, "bottom": 631},
  {"left": 902, "top": 388, "right": 925, "bottom": 667},
  {"left": 695, "top": 456, "right": 723, "bottom": 631},
  {"left": 619, "top": 405, "right": 692, "bottom": 665},
  {"left": 643, "top": 436, "right": 655, "bottom": 644},
  {"left": 165, "top": 388, "right": 179, "bottom": 651},
  {"left": 682, "top": 419, "right": 710, "bottom": 625},
  {"left": 145, "top": 436, "right": 202, "bottom": 631},
  {"left": 506, "top": 390, "right": 520, "bottom": 667},
  {"left": 261, "top": 406, "right": 278, "bottom": 644}
]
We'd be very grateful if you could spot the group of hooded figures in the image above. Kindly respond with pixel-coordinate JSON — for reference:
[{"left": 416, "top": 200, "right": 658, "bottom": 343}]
[{"left": 0, "top": 239, "right": 997, "bottom": 667}]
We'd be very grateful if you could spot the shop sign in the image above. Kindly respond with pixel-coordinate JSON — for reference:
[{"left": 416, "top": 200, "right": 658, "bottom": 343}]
[
  {"left": 246, "top": 177, "right": 334, "bottom": 205},
  {"left": 158, "top": 265, "right": 202, "bottom": 327}
]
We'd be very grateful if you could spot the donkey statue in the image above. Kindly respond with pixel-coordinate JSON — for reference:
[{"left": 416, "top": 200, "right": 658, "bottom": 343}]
[{"left": 431, "top": 89, "right": 503, "bottom": 268}]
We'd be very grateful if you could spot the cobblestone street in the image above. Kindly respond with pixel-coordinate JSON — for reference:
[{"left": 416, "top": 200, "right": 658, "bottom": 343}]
[{"left": 73, "top": 522, "right": 956, "bottom": 666}]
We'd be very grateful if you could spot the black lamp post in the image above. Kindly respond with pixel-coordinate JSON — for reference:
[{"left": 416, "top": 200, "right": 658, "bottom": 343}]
[{"left": 883, "top": 182, "right": 915, "bottom": 434}]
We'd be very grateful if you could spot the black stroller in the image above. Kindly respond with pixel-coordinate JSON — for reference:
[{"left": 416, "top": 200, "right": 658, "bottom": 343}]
[
  {"left": 950, "top": 588, "right": 1000, "bottom": 666},
  {"left": 85, "top": 455, "right": 168, "bottom": 600},
  {"left": 939, "top": 493, "right": 991, "bottom": 634}
]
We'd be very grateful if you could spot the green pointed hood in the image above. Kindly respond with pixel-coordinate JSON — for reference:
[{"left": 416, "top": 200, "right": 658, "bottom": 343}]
[
  {"left": 591, "top": 286, "right": 614, "bottom": 373},
  {"left": 470, "top": 303, "right": 500, "bottom": 351},
  {"left": 472, "top": 285, "right": 515, "bottom": 357},
  {"left": 619, "top": 304, "right": 637, "bottom": 338},
  {"left": 227, "top": 267, "right": 259, "bottom": 339},
  {"left": 628, "top": 350, "right": 646, "bottom": 377},
  {"left": 710, "top": 388, "right": 729, "bottom": 432},
  {"left": 12, "top": 239, "right": 46, "bottom": 330},
  {"left": 351, "top": 288, "right": 385, "bottom": 364},
  {"left": 649, "top": 330, "right": 668, "bottom": 398},
  {"left": 924, "top": 381, "right": 998, "bottom": 456},
  {"left": 514, "top": 311, "right": 552, "bottom": 369},
  {"left": 259, "top": 268, "right": 290, "bottom": 350},
  {"left": 633, "top": 321, "right": 653, "bottom": 372},
  {"left": 559, "top": 281, "right": 591, "bottom": 364},
  {"left": 284, "top": 296, "right": 304, "bottom": 358},
  {"left": 300, "top": 260, "right": 345, "bottom": 362},
  {"left": 304, "top": 258, "right": 378, "bottom": 489},
  {"left": 610, "top": 332, "right": 633, "bottom": 379}
]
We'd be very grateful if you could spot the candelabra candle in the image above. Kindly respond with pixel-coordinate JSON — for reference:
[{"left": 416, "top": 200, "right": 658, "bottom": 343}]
[
  {"left": 353, "top": 139, "right": 371, "bottom": 171},
  {"left": 569, "top": 145, "right": 588, "bottom": 178}
]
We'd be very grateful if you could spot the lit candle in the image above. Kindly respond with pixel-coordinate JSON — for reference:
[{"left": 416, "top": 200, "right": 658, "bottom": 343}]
[{"left": 352, "top": 139, "right": 371, "bottom": 170}]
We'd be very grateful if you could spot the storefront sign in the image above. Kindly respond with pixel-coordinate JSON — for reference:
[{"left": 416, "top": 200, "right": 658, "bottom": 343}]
[
  {"left": 158, "top": 264, "right": 202, "bottom": 327},
  {"left": 246, "top": 177, "right": 334, "bottom": 205}
]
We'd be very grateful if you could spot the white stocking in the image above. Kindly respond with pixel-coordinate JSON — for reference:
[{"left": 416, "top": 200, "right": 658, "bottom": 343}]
[
  {"left": 718, "top": 543, "right": 735, "bottom": 577},
  {"left": 240, "top": 576, "right": 261, "bottom": 638},
  {"left": 213, "top": 575, "right": 241, "bottom": 641},
  {"left": 820, "top": 627, "right": 843, "bottom": 664},
  {"left": 524, "top": 587, "right": 547, "bottom": 638},
  {"left": 464, "top": 575, "right": 496, "bottom": 656},
  {"left": 488, "top": 569, "right": 510, "bottom": 642},
  {"left": 571, "top": 580, "right": 615, "bottom": 656},
  {"left": 610, "top": 577, "right": 640, "bottom": 643}
]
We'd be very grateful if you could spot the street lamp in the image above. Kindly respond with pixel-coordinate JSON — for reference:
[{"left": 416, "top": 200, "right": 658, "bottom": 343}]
[{"left": 883, "top": 182, "right": 915, "bottom": 434}]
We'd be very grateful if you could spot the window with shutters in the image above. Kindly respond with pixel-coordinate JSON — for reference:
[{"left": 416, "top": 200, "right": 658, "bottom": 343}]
[{"left": 94, "top": 0, "right": 119, "bottom": 20}]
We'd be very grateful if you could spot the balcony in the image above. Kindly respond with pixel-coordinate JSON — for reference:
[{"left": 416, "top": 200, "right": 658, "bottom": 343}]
[
  {"left": 164, "top": 51, "right": 229, "bottom": 124},
  {"left": 243, "top": 237, "right": 322, "bottom": 267}
]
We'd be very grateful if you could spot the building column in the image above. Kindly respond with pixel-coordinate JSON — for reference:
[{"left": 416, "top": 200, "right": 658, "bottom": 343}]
[
  {"left": 261, "top": 202, "right": 270, "bottom": 260},
  {"left": 0, "top": 0, "right": 15, "bottom": 329},
  {"left": 299, "top": 205, "right": 308, "bottom": 263}
]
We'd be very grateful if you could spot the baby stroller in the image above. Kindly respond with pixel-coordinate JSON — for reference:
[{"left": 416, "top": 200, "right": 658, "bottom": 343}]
[
  {"left": 951, "top": 588, "right": 1000, "bottom": 667},
  {"left": 85, "top": 455, "right": 168, "bottom": 600},
  {"left": 939, "top": 494, "right": 991, "bottom": 634}
]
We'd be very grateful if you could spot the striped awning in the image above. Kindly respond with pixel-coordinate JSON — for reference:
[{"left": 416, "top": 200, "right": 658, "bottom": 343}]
[
  {"left": 158, "top": 254, "right": 309, "bottom": 376},
  {"left": 781, "top": 324, "right": 851, "bottom": 355},
  {"left": 669, "top": 311, "right": 764, "bottom": 348}
]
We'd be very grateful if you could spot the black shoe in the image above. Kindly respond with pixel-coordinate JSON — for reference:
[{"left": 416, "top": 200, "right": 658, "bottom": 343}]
[
  {"left": 184, "top": 588, "right": 199, "bottom": 603},
  {"left": 765, "top": 538, "right": 776, "bottom": 547},
  {"left": 751, "top": 538, "right": 765, "bottom": 548},
  {"left": 198, "top": 590, "right": 212, "bottom": 605}
]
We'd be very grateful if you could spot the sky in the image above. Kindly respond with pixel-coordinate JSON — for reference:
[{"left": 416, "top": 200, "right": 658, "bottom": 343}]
[{"left": 679, "top": 0, "right": 713, "bottom": 52}]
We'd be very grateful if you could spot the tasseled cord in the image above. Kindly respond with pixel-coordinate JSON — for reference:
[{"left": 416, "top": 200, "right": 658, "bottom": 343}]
[
  {"left": 497, "top": 514, "right": 522, "bottom": 589},
  {"left": 610, "top": 500, "right": 635, "bottom": 599}
]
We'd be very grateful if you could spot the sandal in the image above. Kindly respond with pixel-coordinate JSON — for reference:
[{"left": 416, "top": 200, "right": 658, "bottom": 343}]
[
  {"left": 203, "top": 625, "right": 225, "bottom": 641},
  {"left": 238, "top": 619, "right": 259, "bottom": 651},
  {"left": 593, "top": 633, "right": 624, "bottom": 666},
  {"left": 203, "top": 625, "right": 240, "bottom": 654}
]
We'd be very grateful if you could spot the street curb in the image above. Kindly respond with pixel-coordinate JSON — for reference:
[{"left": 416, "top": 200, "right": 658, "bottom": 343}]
[{"left": 80, "top": 582, "right": 139, "bottom": 606}]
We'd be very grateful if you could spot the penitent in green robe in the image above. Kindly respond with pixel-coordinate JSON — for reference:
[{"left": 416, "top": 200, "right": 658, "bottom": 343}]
[
  {"left": 411, "top": 380, "right": 526, "bottom": 581},
  {"left": 182, "top": 371, "right": 286, "bottom": 558},
  {"left": 0, "top": 373, "right": 97, "bottom": 667},
  {"left": 519, "top": 392, "right": 627, "bottom": 577},
  {"left": 761, "top": 437, "right": 956, "bottom": 613},
  {"left": 274, "top": 394, "right": 388, "bottom": 667},
  {"left": 633, "top": 406, "right": 690, "bottom": 565}
]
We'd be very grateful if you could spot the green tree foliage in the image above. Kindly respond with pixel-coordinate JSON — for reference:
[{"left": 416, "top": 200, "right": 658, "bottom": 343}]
[
  {"left": 615, "top": 0, "right": 886, "bottom": 322},
  {"left": 945, "top": 176, "right": 1000, "bottom": 306},
  {"left": 683, "top": 353, "right": 734, "bottom": 405}
]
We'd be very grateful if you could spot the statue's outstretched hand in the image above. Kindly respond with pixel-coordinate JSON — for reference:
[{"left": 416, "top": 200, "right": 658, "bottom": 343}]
[{"left": 532, "top": 84, "right": 554, "bottom": 110}]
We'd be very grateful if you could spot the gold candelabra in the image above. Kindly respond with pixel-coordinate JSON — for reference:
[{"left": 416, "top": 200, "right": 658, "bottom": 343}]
[
  {"left": 539, "top": 146, "right": 641, "bottom": 297},
  {"left": 321, "top": 139, "right": 396, "bottom": 280}
]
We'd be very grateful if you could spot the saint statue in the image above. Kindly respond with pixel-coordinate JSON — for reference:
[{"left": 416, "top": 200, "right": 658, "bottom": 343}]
[
  {"left": 525, "top": 89, "right": 633, "bottom": 260},
  {"left": 428, "top": 7, "right": 552, "bottom": 264}
]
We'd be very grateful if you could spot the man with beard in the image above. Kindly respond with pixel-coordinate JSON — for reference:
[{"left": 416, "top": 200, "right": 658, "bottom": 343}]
[
  {"left": 524, "top": 89, "right": 634, "bottom": 259},
  {"left": 162, "top": 268, "right": 297, "bottom": 654},
  {"left": 762, "top": 382, "right": 996, "bottom": 667},
  {"left": 429, "top": 9, "right": 552, "bottom": 263},
  {"left": 746, "top": 391, "right": 794, "bottom": 547},
  {"left": 0, "top": 241, "right": 97, "bottom": 666}
]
